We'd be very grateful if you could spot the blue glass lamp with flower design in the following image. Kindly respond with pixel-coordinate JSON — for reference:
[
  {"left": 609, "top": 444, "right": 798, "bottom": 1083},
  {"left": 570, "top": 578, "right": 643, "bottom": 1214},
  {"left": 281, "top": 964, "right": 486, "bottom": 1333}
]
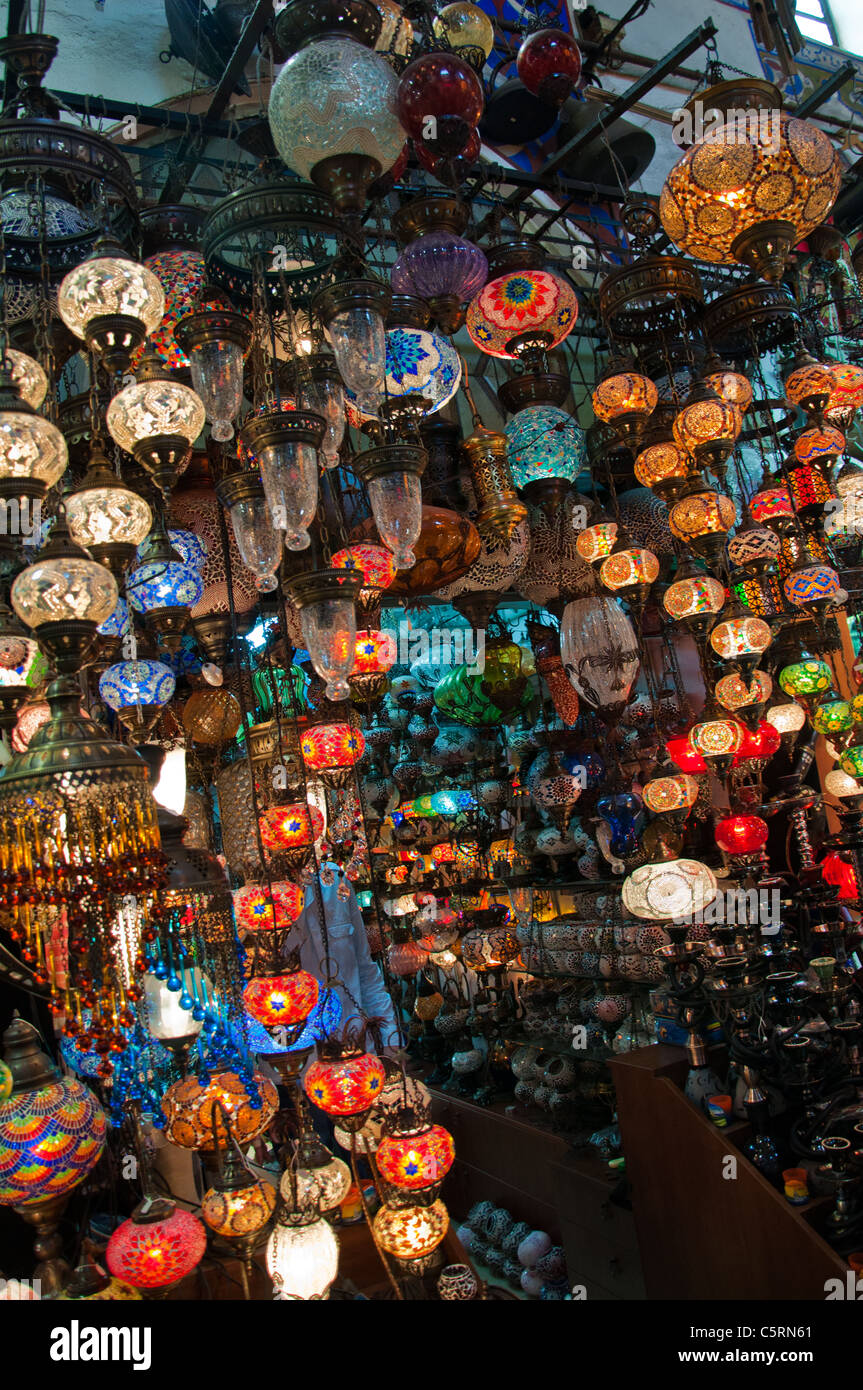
[
  {"left": 348, "top": 323, "right": 461, "bottom": 426},
  {"left": 99, "top": 659, "right": 176, "bottom": 740},
  {"left": 128, "top": 521, "right": 204, "bottom": 645}
]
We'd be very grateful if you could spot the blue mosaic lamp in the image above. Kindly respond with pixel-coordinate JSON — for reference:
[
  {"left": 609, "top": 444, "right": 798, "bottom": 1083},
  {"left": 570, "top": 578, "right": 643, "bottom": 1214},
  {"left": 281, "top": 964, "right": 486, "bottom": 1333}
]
[
  {"left": 127, "top": 525, "right": 204, "bottom": 643},
  {"left": 99, "top": 658, "right": 176, "bottom": 737},
  {"left": 505, "top": 404, "right": 586, "bottom": 509},
  {"left": 430, "top": 788, "right": 477, "bottom": 815}
]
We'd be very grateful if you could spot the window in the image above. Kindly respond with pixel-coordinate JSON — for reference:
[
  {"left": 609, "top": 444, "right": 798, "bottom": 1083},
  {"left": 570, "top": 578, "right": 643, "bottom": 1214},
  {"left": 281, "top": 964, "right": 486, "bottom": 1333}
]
[{"left": 795, "top": 0, "right": 836, "bottom": 45}]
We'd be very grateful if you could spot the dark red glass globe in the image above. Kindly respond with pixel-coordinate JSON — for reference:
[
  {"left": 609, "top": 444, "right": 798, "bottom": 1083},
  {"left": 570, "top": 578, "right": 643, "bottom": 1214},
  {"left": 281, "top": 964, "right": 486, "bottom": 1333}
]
[
  {"left": 369, "top": 142, "right": 409, "bottom": 199},
  {"left": 665, "top": 735, "right": 707, "bottom": 774},
  {"left": 714, "top": 814, "right": 768, "bottom": 855},
  {"left": 413, "top": 129, "right": 481, "bottom": 186},
  {"left": 733, "top": 720, "right": 781, "bottom": 764},
  {"left": 398, "top": 54, "right": 484, "bottom": 156},
  {"left": 517, "top": 28, "right": 582, "bottom": 106}
]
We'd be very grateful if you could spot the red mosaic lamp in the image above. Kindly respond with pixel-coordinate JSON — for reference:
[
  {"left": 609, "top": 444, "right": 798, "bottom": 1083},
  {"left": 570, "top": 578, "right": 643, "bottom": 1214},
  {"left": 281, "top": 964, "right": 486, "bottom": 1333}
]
[
  {"left": 258, "top": 802, "right": 325, "bottom": 876},
  {"left": 106, "top": 1196, "right": 206, "bottom": 1297},
  {"left": 376, "top": 1110, "right": 455, "bottom": 1198},
  {"left": 303, "top": 1040, "right": 387, "bottom": 1131},
  {"left": 300, "top": 721, "right": 367, "bottom": 789}
]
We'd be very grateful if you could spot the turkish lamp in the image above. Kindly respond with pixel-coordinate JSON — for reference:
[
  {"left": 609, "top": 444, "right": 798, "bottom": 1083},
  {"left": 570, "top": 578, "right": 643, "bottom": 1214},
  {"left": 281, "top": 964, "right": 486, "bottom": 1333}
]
[
  {"left": 714, "top": 669, "right": 772, "bottom": 728},
  {"left": 65, "top": 442, "right": 152, "bottom": 574},
  {"left": 688, "top": 713, "right": 745, "bottom": 775},
  {"left": 784, "top": 349, "right": 834, "bottom": 420},
  {"left": 668, "top": 484, "right": 736, "bottom": 563},
  {"left": 265, "top": 1202, "right": 339, "bottom": 1301},
  {"left": 11, "top": 512, "right": 118, "bottom": 672},
  {"left": 0, "top": 359, "right": 68, "bottom": 505},
  {"left": 287, "top": 568, "right": 362, "bottom": 702},
  {"left": 708, "top": 599, "right": 772, "bottom": 671},
  {"left": 0, "top": 598, "right": 45, "bottom": 733},
  {"left": 313, "top": 278, "right": 391, "bottom": 420},
  {"left": 2, "top": 348, "right": 48, "bottom": 410},
  {"left": 216, "top": 470, "right": 280, "bottom": 593},
  {"left": 825, "top": 767, "right": 863, "bottom": 801},
  {"left": 127, "top": 518, "right": 202, "bottom": 645},
  {"left": 634, "top": 438, "right": 691, "bottom": 502},
  {"left": 703, "top": 356, "right": 753, "bottom": 415},
  {"left": 460, "top": 422, "right": 528, "bottom": 544},
  {"left": 576, "top": 514, "right": 618, "bottom": 564},
  {"left": 239, "top": 409, "right": 325, "bottom": 552},
  {"left": 766, "top": 699, "right": 807, "bottom": 752},
  {"left": 591, "top": 355, "right": 658, "bottom": 445},
  {"left": 298, "top": 354, "right": 346, "bottom": 469},
  {"left": 661, "top": 556, "right": 725, "bottom": 632},
  {"left": 356, "top": 442, "right": 426, "bottom": 570},
  {"left": 288, "top": 1133, "right": 351, "bottom": 1212},
  {"left": 835, "top": 459, "right": 863, "bottom": 499},
  {"left": 105, "top": 348, "right": 205, "bottom": 500},
  {"left": 672, "top": 378, "right": 740, "bottom": 484},
  {"left": 57, "top": 238, "right": 164, "bottom": 374},
  {"left": 143, "top": 966, "right": 210, "bottom": 1063},
  {"left": 433, "top": 2, "right": 494, "bottom": 69},
  {"left": 598, "top": 528, "right": 659, "bottom": 609},
  {"left": 175, "top": 305, "right": 252, "bottom": 442}
]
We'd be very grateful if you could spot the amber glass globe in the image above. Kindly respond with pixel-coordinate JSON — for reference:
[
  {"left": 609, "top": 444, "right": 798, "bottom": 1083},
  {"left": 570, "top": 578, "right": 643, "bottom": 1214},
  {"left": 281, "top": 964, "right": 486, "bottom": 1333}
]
[
  {"left": 672, "top": 385, "right": 740, "bottom": 466},
  {"left": 669, "top": 488, "right": 736, "bottom": 556},
  {"left": 592, "top": 371, "right": 657, "bottom": 439},
  {"left": 704, "top": 366, "right": 753, "bottom": 414},
  {"left": 634, "top": 440, "right": 690, "bottom": 498}
]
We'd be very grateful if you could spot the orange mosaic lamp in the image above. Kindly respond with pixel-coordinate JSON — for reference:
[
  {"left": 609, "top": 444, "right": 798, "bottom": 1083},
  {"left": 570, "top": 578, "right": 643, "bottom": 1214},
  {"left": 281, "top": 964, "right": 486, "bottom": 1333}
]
[
  {"left": 258, "top": 802, "right": 324, "bottom": 875},
  {"left": 161, "top": 1070, "right": 279, "bottom": 1152},
  {"left": 303, "top": 1043, "right": 387, "bottom": 1130},
  {"left": 349, "top": 628, "right": 397, "bottom": 703},
  {"left": 376, "top": 1116, "right": 455, "bottom": 1194},
  {"left": 300, "top": 721, "right": 366, "bottom": 789},
  {"left": 634, "top": 439, "right": 691, "bottom": 502},
  {"left": 243, "top": 968, "right": 320, "bottom": 1035},
  {"left": 591, "top": 358, "right": 658, "bottom": 444}
]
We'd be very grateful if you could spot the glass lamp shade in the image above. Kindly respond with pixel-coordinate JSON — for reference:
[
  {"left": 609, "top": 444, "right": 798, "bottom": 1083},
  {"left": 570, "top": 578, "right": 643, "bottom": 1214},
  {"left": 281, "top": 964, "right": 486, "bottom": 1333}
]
[
  {"left": 327, "top": 307, "right": 387, "bottom": 413},
  {"left": 380, "top": 327, "right": 462, "bottom": 416},
  {"left": 766, "top": 701, "right": 806, "bottom": 733},
  {"left": 461, "top": 923, "right": 520, "bottom": 970},
  {"left": 376, "top": 1123, "right": 455, "bottom": 1191},
  {"left": 709, "top": 612, "right": 772, "bottom": 660},
  {"left": 783, "top": 562, "right": 841, "bottom": 608},
  {"left": 659, "top": 110, "right": 841, "bottom": 280},
  {"left": 434, "top": 3, "right": 495, "bottom": 63},
  {"left": 304, "top": 1050, "right": 386, "bottom": 1117},
  {"left": 828, "top": 362, "right": 863, "bottom": 416},
  {"left": 466, "top": 270, "right": 578, "bottom": 359},
  {"left": 357, "top": 446, "right": 425, "bottom": 570},
  {"left": 840, "top": 746, "right": 863, "bottom": 779},
  {"left": 134, "top": 249, "right": 209, "bottom": 370},
  {"left": 430, "top": 788, "right": 477, "bottom": 814},
  {"left": 643, "top": 773, "right": 700, "bottom": 813},
  {"left": 672, "top": 390, "right": 740, "bottom": 460},
  {"left": 106, "top": 1207, "right": 206, "bottom": 1290},
  {"left": 733, "top": 571, "right": 785, "bottom": 619},
  {"left": 232, "top": 881, "right": 305, "bottom": 933},
  {"left": 258, "top": 802, "right": 324, "bottom": 853},
  {"left": 142, "top": 967, "right": 210, "bottom": 1043},
  {"left": 202, "top": 1180, "right": 276, "bottom": 1238},
  {"left": 669, "top": 489, "right": 736, "bottom": 553},
  {"left": 243, "top": 971, "right": 320, "bottom": 1030},
  {"left": 505, "top": 405, "right": 586, "bottom": 491},
  {"left": 793, "top": 425, "right": 845, "bottom": 465},
  {"left": 392, "top": 231, "right": 487, "bottom": 306},
  {"left": 0, "top": 625, "right": 43, "bottom": 691},
  {"left": 517, "top": 26, "right": 582, "bottom": 104},
  {"left": 704, "top": 367, "right": 753, "bottom": 413},
  {"left": 166, "top": 530, "right": 207, "bottom": 570},
  {"left": 373, "top": 1199, "right": 449, "bottom": 1260},
  {"left": 715, "top": 814, "right": 768, "bottom": 855},
  {"left": 825, "top": 767, "right": 863, "bottom": 798},
  {"left": 786, "top": 462, "right": 835, "bottom": 519},
  {"left": 665, "top": 735, "right": 707, "bottom": 773},
  {"left": 715, "top": 668, "right": 772, "bottom": 711},
  {"left": 397, "top": 53, "right": 483, "bottom": 155},
  {"left": 299, "top": 361, "right": 346, "bottom": 469},
  {"left": 350, "top": 628, "right": 397, "bottom": 694},
  {"left": 267, "top": 37, "right": 406, "bottom": 183},
  {"left": 576, "top": 520, "right": 617, "bottom": 563},
  {"left": 663, "top": 572, "right": 725, "bottom": 621},
  {"left": 301, "top": 722, "right": 366, "bottom": 784},
  {"left": 689, "top": 717, "right": 744, "bottom": 762},
  {"left": 266, "top": 1215, "right": 339, "bottom": 1301},
  {"left": 592, "top": 372, "right": 658, "bottom": 426},
  {"left": 835, "top": 462, "right": 863, "bottom": 499},
  {"left": 560, "top": 596, "right": 639, "bottom": 720},
  {"left": 0, "top": 408, "right": 68, "bottom": 491},
  {"left": 217, "top": 471, "right": 280, "bottom": 593},
  {"left": 11, "top": 553, "right": 118, "bottom": 629},
  {"left": 785, "top": 359, "right": 835, "bottom": 413},
  {"left": 58, "top": 256, "right": 165, "bottom": 340},
  {"left": 727, "top": 526, "right": 780, "bottom": 569},
  {"left": 241, "top": 410, "right": 324, "bottom": 553},
  {"left": 778, "top": 659, "right": 832, "bottom": 696},
  {"left": 622, "top": 857, "right": 718, "bottom": 921},
  {"left": 105, "top": 378, "right": 205, "bottom": 454},
  {"left": 127, "top": 559, "right": 203, "bottom": 614},
  {"left": 288, "top": 568, "right": 362, "bottom": 701},
  {"left": 331, "top": 543, "right": 397, "bottom": 607},
  {"left": 4, "top": 349, "right": 48, "bottom": 409},
  {"left": 749, "top": 483, "right": 794, "bottom": 529},
  {"left": 287, "top": 1151, "right": 351, "bottom": 1213},
  {"left": 161, "top": 1071, "right": 279, "bottom": 1152},
  {"left": 733, "top": 719, "right": 781, "bottom": 765},
  {"left": 599, "top": 546, "right": 659, "bottom": 593},
  {"left": 98, "top": 659, "right": 175, "bottom": 713},
  {"left": 175, "top": 309, "right": 251, "bottom": 442},
  {"left": 634, "top": 440, "right": 690, "bottom": 497},
  {"left": 65, "top": 481, "right": 152, "bottom": 552},
  {"left": 0, "top": 1076, "right": 106, "bottom": 1206},
  {"left": 813, "top": 698, "right": 853, "bottom": 734}
]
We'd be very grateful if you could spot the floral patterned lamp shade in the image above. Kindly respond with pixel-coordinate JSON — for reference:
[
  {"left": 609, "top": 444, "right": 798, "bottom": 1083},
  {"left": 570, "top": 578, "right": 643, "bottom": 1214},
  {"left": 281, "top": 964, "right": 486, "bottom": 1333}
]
[
  {"left": 668, "top": 489, "right": 736, "bottom": 556},
  {"left": 372, "top": 1198, "right": 449, "bottom": 1259},
  {"left": 381, "top": 327, "right": 462, "bottom": 417},
  {"left": 634, "top": 440, "right": 691, "bottom": 498},
  {"left": 715, "top": 669, "right": 772, "bottom": 711},
  {"left": 812, "top": 699, "right": 853, "bottom": 735},
  {"left": 599, "top": 546, "right": 659, "bottom": 593},
  {"left": 300, "top": 722, "right": 366, "bottom": 787},
  {"left": 376, "top": 1122, "right": 455, "bottom": 1191},
  {"left": 643, "top": 774, "right": 700, "bottom": 813},
  {"left": 689, "top": 716, "right": 745, "bottom": 765},
  {"left": 576, "top": 520, "right": 617, "bottom": 564},
  {"left": 289, "top": 1146, "right": 352, "bottom": 1213},
  {"left": 106, "top": 1203, "right": 206, "bottom": 1290},
  {"left": 708, "top": 613, "right": 772, "bottom": 660},
  {"left": 201, "top": 1180, "right": 276, "bottom": 1239},
  {"left": 3, "top": 348, "right": 48, "bottom": 409},
  {"left": 58, "top": 254, "right": 164, "bottom": 341},
  {"left": 304, "top": 1049, "right": 386, "bottom": 1118},
  {"left": 161, "top": 1071, "right": 279, "bottom": 1152},
  {"left": 268, "top": 36, "right": 406, "bottom": 185},
  {"left": 622, "top": 857, "right": 718, "bottom": 921},
  {"left": 232, "top": 881, "right": 305, "bottom": 933},
  {"left": 127, "top": 558, "right": 203, "bottom": 615},
  {"left": 466, "top": 269, "right": 578, "bottom": 359},
  {"left": 98, "top": 660, "right": 176, "bottom": 715},
  {"left": 659, "top": 106, "right": 841, "bottom": 280},
  {"left": 778, "top": 659, "right": 832, "bottom": 697},
  {"left": 243, "top": 970, "right": 320, "bottom": 1030},
  {"left": 663, "top": 572, "right": 725, "bottom": 622},
  {"left": 105, "top": 378, "right": 205, "bottom": 455}
]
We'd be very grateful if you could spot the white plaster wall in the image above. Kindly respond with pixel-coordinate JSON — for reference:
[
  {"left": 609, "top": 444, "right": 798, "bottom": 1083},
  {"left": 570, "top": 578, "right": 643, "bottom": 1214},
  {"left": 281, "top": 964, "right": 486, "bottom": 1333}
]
[{"left": 33, "top": 0, "right": 202, "bottom": 105}]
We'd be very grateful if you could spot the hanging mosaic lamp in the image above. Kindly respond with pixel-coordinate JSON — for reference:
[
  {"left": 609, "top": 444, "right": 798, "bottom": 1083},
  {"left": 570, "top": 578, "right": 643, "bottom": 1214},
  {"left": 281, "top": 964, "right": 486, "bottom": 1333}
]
[
  {"left": 98, "top": 658, "right": 176, "bottom": 740},
  {"left": 65, "top": 443, "right": 152, "bottom": 575},
  {"left": 668, "top": 485, "right": 736, "bottom": 563},
  {"left": 560, "top": 595, "right": 640, "bottom": 723},
  {"left": 258, "top": 802, "right": 325, "bottom": 876},
  {"left": 304, "top": 1042, "right": 386, "bottom": 1129},
  {"left": 301, "top": 721, "right": 366, "bottom": 787},
  {"left": 106, "top": 1198, "right": 206, "bottom": 1293},
  {"left": 350, "top": 628, "right": 397, "bottom": 702},
  {"left": 331, "top": 543, "right": 397, "bottom": 624},
  {"left": 376, "top": 1114, "right": 455, "bottom": 1195},
  {"left": 688, "top": 714, "right": 745, "bottom": 774},
  {"left": 672, "top": 378, "right": 741, "bottom": 481},
  {"left": 162, "top": 1070, "right": 279, "bottom": 1153},
  {"left": 504, "top": 403, "right": 586, "bottom": 509},
  {"left": 466, "top": 243, "right": 578, "bottom": 364},
  {"left": 778, "top": 658, "right": 832, "bottom": 698},
  {"left": 592, "top": 355, "right": 658, "bottom": 446},
  {"left": 105, "top": 348, "right": 205, "bottom": 499},
  {"left": 58, "top": 236, "right": 164, "bottom": 372},
  {"left": 662, "top": 559, "right": 726, "bottom": 631},
  {"left": 239, "top": 408, "right": 325, "bottom": 553},
  {"left": 0, "top": 357, "right": 68, "bottom": 507}
]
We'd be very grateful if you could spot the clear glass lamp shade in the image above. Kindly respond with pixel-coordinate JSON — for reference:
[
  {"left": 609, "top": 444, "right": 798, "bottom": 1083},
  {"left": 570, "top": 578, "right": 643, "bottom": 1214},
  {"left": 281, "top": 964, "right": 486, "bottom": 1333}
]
[
  {"left": 284, "top": 1156, "right": 351, "bottom": 1212},
  {"left": 300, "top": 379, "right": 346, "bottom": 468},
  {"left": 143, "top": 967, "right": 210, "bottom": 1042},
  {"left": 106, "top": 379, "right": 206, "bottom": 452},
  {"left": 4, "top": 349, "right": 48, "bottom": 409},
  {"left": 265, "top": 1216, "right": 339, "bottom": 1300},
  {"left": 11, "top": 557, "right": 118, "bottom": 627},
  {"left": 0, "top": 412, "right": 68, "bottom": 486},
  {"left": 766, "top": 702, "right": 806, "bottom": 733},
  {"left": 622, "top": 858, "right": 718, "bottom": 921},
  {"left": 66, "top": 486, "right": 152, "bottom": 548},
  {"left": 327, "top": 307, "right": 387, "bottom": 414},
  {"left": 300, "top": 598, "right": 357, "bottom": 702},
  {"left": 367, "top": 471, "right": 423, "bottom": 569},
  {"left": 58, "top": 257, "right": 165, "bottom": 338},
  {"left": 229, "top": 496, "right": 281, "bottom": 592},
  {"left": 259, "top": 440, "right": 319, "bottom": 552},
  {"left": 267, "top": 36, "right": 406, "bottom": 183},
  {"left": 187, "top": 340, "right": 245, "bottom": 442},
  {"left": 98, "top": 659, "right": 176, "bottom": 711},
  {"left": 127, "top": 560, "right": 203, "bottom": 613}
]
